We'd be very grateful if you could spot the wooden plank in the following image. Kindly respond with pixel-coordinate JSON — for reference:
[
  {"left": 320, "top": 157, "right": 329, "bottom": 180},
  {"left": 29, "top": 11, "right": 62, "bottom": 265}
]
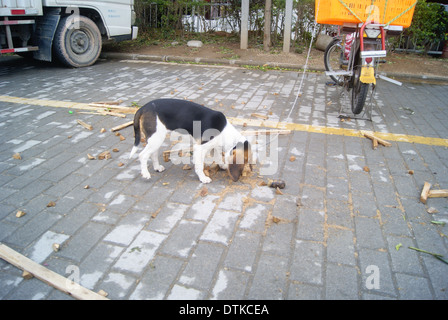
[
  {"left": 420, "top": 181, "right": 431, "bottom": 204},
  {"left": 0, "top": 243, "right": 109, "bottom": 300}
]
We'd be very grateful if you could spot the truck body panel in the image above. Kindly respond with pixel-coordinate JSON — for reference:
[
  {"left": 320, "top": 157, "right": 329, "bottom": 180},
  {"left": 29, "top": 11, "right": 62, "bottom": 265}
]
[{"left": 1, "top": 0, "right": 136, "bottom": 66}]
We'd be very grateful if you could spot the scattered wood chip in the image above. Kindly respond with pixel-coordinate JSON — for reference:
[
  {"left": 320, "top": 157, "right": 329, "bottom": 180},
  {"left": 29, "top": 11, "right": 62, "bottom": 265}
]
[
  {"left": 275, "top": 187, "right": 283, "bottom": 195},
  {"left": 16, "top": 210, "right": 26, "bottom": 218},
  {"left": 52, "top": 243, "right": 60, "bottom": 252},
  {"left": 289, "top": 156, "right": 296, "bottom": 162},
  {"left": 427, "top": 207, "right": 439, "bottom": 214},
  {"left": 84, "top": 185, "right": 90, "bottom": 189},
  {"left": 47, "top": 201, "right": 56, "bottom": 208},
  {"left": 98, "top": 151, "right": 111, "bottom": 160},
  {"left": 199, "top": 187, "right": 208, "bottom": 197},
  {"left": 118, "top": 162, "right": 124, "bottom": 167},
  {"left": 408, "top": 170, "right": 414, "bottom": 175},
  {"left": 87, "top": 154, "right": 95, "bottom": 160},
  {"left": 100, "top": 128, "right": 106, "bottom": 133},
  {"left": 112, "top": 148, "right": 119, "bottom": 152},
  {"left": 182, "top": 164, "right": 192, "bottom": 170},
  {"left": 12, "top": 153, "right": 21, "bottom": 160},
  {"left": 272, "top": 216, "right": 281, "bottom": 223},
  {"left": 258, "top": 180, "right": 267, "bottom": 186},
  {"left": 22, "top": 270, "right": 33, "bottom": 280},
  {"left": 76, "top": 119, "right": 93, "bottom": 131},
  {"left": 119, "top": 134, "right": 126, "bottom": 141},
  {"left": 363, "top": 166, "right": 370, "bottom": 172}
]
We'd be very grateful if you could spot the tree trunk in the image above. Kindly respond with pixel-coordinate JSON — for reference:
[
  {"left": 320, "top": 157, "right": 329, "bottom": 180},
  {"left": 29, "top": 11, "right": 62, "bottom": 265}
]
[{"left": 264, "top": 0, "right": 272, "bottom": 52}]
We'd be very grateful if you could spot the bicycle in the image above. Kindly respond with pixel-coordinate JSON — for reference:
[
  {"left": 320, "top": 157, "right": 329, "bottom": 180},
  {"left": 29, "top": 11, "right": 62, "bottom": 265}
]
[{"left": 324, "top": 21, "right": 403, "bottom": 116}]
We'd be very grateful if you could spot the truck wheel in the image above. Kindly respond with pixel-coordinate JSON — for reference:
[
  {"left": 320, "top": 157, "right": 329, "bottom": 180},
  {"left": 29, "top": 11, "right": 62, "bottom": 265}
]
[{"left": 54, "top": 15, "right": 102, "bottom": 68}]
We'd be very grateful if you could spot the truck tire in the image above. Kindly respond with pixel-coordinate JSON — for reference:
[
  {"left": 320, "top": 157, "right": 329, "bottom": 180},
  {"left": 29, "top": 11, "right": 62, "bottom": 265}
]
[{"left": 54, "top": 15, "right": 102, "bottom": 68}]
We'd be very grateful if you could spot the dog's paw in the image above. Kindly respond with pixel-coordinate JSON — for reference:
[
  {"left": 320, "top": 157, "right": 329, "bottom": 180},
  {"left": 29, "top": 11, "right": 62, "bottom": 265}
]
[
  {"left": 154, "top": 165, "right": 165, "bottom": 172},
  {"left": 200, "top": 176, "right": 212, "bottom": 184},
  {"left": 142, "top": 171, "right": 151, "bottom": 179}
]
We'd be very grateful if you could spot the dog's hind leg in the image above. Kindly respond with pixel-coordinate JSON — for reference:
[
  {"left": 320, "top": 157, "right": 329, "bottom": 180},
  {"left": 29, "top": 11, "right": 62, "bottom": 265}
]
[{"left": 139, "top": 119, "right": 167, "bottom": 179}]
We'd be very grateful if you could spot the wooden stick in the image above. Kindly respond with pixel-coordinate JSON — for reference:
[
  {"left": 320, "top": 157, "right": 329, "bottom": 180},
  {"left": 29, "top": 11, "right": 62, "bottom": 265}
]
[
  {"left": 0, "top": 243, "right": 108, "bottom": 300},
  {"left": 420, "top": 182, "right": 432, "bottom": 204},
  {"left": 250, "top": 113, "right": 269, "bottom": 120},
  {"left": 428, "top": 189, "right": 448, "bottom": 198},
  {"left": 95, "top": 110, "right": 127, "bottom": 118},
  {"left": 111, "top": 121, "right": 134, "bottom": 132},
  {"left": 90, "top": 100, "right": 122, "bottom": 105},
  {"left": 242, "top": 129, "right": 291, "bottom": 136},
  {"left": 76, "top": 119, "right": 93, "bottom": 131},
  {"left": 362, "top": 132, "right": 392, "bottom": 147}
]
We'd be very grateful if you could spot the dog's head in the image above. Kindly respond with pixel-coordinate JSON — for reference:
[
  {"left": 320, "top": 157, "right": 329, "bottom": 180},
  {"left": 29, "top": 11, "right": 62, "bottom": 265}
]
[{"left": 226, "top": 140, "right": 252, "bottom": 182}]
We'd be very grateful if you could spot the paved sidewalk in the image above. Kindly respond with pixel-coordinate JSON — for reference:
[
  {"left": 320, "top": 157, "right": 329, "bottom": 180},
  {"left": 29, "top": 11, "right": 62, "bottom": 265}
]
[{"left": 0, "top": 56, "right": 447, "bottom": 300}]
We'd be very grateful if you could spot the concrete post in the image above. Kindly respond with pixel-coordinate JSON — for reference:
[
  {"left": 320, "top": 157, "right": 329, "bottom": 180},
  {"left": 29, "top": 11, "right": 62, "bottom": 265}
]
[
  {"left": 240, "top": 0, "right": 249, "bottom": 49},
  {"left": 283, "top": 0, "right": 293, "bottom": 53}
]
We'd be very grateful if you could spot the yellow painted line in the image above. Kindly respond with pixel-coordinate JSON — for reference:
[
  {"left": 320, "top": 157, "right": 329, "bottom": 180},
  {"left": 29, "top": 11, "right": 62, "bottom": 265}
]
[
  {"left": 0, "top": 95, "right": 136, "bottom": 114},
  {"left": 229, "top": 118, "right": 448, "bottom": 148},
  {"left": 1, "top": 95, "right": 447, "bottom": 147}
]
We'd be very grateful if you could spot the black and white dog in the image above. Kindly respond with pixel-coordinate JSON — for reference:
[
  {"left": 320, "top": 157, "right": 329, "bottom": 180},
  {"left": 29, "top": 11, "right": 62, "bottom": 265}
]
[{"left": 129, "top": 99, "right": 253, "bottom": 183}]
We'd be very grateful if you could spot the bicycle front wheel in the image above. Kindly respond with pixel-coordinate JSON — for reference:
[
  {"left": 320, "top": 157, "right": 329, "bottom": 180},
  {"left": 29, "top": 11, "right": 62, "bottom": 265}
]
[{"left": 324, "top": 39, "right": 344, "bottom": 85}]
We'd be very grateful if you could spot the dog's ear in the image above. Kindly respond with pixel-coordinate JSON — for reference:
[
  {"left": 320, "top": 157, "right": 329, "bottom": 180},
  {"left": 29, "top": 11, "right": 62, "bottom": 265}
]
[{"left": 226, "top": 141, "right": 251, "bottom": 182}]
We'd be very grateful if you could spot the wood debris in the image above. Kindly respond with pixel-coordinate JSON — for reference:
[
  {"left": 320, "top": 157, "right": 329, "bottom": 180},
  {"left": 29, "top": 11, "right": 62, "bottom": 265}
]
[
  {"left": 12, "top": 153, "right": 22, "bottom": 160},
  {"left": 16, "top": 210, "right": 26, "bottom": 218},
  {"left": 22, "top": 270, "right": 33, "bottom": 280},
  {"left": 199, "top": 187, "right": 208, "bottom": 197},
  {"left": 362, "top": 131, "right": 391, "bottom": 149},
  {"left": 242, "top": 129, "right": 291, "bottom": 136},
  {"left": 76, "top": 119, "right": 93, "bottom": 131},
  {"left": 420, "top": 181, "right": 448, "bottom": 204},
  {"left": 52, "top": 243, "right": 60, "bottom": 252},
  {"left": 97, "top": 289, "right": 108, "bottom": 297},
  {"left": 0, "top": 243, "right": 109, "bottom": 300},
  {"left": 250, "top": 113, "right": 269, "bottom": 120},
  {"left": 46, "top": 201, "right": 56, "bottom": 208},
  {"left": 98, "top": 151, "right": 111, "bottom": 160},
  {"left": 111, "top": 121, "right": 134, "bottom": 132}
]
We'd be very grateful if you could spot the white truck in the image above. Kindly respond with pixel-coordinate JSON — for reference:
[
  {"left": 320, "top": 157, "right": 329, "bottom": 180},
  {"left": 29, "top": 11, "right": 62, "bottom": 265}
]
[{"left": 0, "top": 0, "right": 138, "bottom": 67}]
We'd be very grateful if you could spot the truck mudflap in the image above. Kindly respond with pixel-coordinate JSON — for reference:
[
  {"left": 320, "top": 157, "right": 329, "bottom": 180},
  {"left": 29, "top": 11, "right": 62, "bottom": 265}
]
[{"left": 32, "top": 13, "right": 60, "bottom": 62}]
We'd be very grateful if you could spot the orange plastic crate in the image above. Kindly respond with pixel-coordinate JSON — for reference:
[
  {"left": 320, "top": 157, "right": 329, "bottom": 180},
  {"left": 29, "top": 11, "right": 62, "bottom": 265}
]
[{"left": 315, "top": 0, "right": 417, "bottom": 28}]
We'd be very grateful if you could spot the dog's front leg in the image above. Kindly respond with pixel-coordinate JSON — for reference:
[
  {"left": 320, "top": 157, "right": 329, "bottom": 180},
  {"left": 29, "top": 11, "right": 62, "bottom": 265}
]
[{"left": 193, "top": 144, "right": 211, "bottom": 184}]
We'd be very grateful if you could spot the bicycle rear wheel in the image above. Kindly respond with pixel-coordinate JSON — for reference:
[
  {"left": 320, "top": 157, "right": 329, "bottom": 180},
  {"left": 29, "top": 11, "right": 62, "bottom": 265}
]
[
  {"left": 351, "top": 59, "right": 369, "bottom": 115},
  {"left": 324, "top": 39, "right": 344, "bottom": 85}
]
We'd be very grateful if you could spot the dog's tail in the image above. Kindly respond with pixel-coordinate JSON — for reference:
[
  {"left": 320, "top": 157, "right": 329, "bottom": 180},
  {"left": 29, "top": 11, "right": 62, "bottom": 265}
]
[{"left": 129, "top": 108, "right": 143, "bottom": 159}]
